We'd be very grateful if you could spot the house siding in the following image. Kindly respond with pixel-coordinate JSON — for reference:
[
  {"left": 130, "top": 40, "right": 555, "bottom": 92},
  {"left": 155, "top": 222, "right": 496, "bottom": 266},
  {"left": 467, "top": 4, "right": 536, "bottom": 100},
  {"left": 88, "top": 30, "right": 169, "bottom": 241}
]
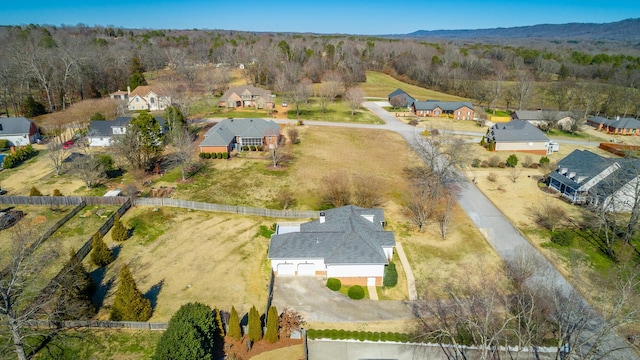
[
  {"left": 494, "top": 141, "right": 550, "bottom": 155},
  {"left": 200, "top": 145, "right": 231, "bottom": 154}
]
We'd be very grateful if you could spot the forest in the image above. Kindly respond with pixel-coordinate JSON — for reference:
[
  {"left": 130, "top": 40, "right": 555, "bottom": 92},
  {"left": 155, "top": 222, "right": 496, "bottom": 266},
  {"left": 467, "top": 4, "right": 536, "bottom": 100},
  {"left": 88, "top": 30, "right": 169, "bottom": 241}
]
[{"left": 1, "top": 23, "right": 640, "bottom": 124}]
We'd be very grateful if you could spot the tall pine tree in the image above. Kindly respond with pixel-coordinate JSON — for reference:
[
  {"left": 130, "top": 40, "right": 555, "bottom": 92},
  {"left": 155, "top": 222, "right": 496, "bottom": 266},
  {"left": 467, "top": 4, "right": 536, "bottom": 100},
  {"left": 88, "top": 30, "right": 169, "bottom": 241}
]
[
  {"left": 265, "top": 305, "right": 279, "bottom": 343},
  {"left": 111, "top": 213, "right": 128, "bottom": 242},
  {"left": 227, "top": 306, "right": 241, "bottom": 340},
  {"left": 110, "top": 264, "right": 152, "bottom": 321},
  {"left": 54, "top": 249, "right": 97, "bottom": 320},
  {"left": 90, "top": 232, "right": 114, "bottom": 267},
  {"left": 248, "top": 305, "right": 262, "bottom": 343}
]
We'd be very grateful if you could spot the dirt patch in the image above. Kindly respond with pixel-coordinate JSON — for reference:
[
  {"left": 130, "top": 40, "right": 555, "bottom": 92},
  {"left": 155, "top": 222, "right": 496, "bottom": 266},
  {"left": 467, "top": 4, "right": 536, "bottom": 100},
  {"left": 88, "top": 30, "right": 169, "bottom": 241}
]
[{"left": 225, "top": 337, "right": 303, "bottom": 360}]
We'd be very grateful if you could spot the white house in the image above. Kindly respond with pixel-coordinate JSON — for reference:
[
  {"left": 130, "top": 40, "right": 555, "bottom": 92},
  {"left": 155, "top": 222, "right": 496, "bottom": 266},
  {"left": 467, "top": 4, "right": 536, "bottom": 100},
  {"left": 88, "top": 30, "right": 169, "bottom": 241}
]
[
  {"left": 127, "top": 86, "right": 171, "bottom": 111},
  {"left": 268, "top": 205, "right": 395, "bottom": 286},
  {"left": 87, "top": 116, "right": 165, "bottom": 147},
  {"left": 0, "top": 117, "right": 39, "bottom": 146}
]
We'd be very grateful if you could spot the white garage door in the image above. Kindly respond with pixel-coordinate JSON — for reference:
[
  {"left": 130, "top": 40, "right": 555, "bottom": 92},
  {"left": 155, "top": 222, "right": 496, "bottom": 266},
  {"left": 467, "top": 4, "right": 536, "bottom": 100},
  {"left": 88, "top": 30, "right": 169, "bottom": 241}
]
[
  {"left": 277, "top": 263, "right": 295, "bottom": 276},
  {"left": 297, "top": 263, "right": 316, "bottom": 276}
]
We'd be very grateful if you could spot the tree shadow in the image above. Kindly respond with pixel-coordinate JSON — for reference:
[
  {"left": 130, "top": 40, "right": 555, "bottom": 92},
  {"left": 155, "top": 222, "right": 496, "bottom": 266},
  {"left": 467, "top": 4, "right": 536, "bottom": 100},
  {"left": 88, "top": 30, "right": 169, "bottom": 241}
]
[
  {"left": 144, "top": 279, "right": 164, "bottom": 310},
  {"left": 90, "top": 266, "right": 114, "bottom": 309}
]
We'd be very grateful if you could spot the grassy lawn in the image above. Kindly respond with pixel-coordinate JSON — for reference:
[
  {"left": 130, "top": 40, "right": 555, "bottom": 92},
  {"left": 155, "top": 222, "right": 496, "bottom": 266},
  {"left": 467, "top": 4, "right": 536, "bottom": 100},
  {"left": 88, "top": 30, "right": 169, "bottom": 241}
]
[
  {"left": 484, "top": 109, "right": 511, "bottom": 117},
  {"left": 286, "top": 99, "right": 383, "bottom": 124},
  {"left": 362, "top": 71, "right": 470, "bottom": 101},
  {"left": 33, "top": 329, "right": 161, "bottom": 360},
  {"left": 92, "top": 206, "right": 275, "bottom": 321},
  {"left": 545, "top": 128, "right": 606, "bottom": 142}
]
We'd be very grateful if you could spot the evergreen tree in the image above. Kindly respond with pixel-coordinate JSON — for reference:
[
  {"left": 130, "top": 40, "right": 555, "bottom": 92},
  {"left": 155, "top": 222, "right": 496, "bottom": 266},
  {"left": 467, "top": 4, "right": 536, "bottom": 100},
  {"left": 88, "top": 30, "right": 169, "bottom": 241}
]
[
  {"left": 214, "top": 307, "right": 225, "bottom": 338},
  {"left": 52, "top": 189, "right": 63, "bottom": 196},
  {"left": 111, "top": 213, "right": 128, "bottom": 242},
  {"left": 129, "top": 71, "right": 147, "bottom": 90},
  {"left": 22, "top": 96, "right": 46, "bottom": 117},
  {"left": 227, "top": 306, "right": 242, "bottom": 340},
  {"left": 111, "top": 264, "right": 152, "bottom": 321},
  {"left": 164, "top": 106, "right": 186, "bottom": 132},
  {"left": 55, "top": 249, "right": 97, "bottom": 320},
  {"left": 153, "top": 302, "right": 223, "bottom": 360},
  {"left": 90, "top": 232, "right": 114, "bottom": 267},
  {"left": 248, "top": 305, "right": 262, "bottom": 343},
  {"left": 265, "top": 306, "right": 279, "bottom": 343},
  {"left": 29, "top": 186, "right": 42, "bottom": 196}
]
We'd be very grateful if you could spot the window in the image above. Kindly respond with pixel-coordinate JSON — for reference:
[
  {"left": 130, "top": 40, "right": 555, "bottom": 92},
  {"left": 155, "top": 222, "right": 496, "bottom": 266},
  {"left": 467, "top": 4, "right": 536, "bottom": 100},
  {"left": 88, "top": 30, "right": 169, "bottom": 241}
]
[
  {"left": 135, "top": 97, "right": 139, "bottom": 102},
  {"left": 150, "top": 97, "right": 155, "bottom": 104},
  {"left": 457, "top": 111, "right": 461, "bottom": 115}
]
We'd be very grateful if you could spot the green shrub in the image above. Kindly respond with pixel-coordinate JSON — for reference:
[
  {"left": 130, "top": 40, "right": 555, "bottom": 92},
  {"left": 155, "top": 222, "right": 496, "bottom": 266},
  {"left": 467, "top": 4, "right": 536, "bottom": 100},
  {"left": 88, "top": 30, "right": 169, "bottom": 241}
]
[
  {"left": 29, "top": 186, "right": 43, "bottom": 196},
  {"left": 217, "top": 152, "right": 223, "bottom": 159},
  {"left": 348, "top": 285, "right": 365, "bottom": 300},
  {"left": 337, "top": 329, "right": 346, "bottom": 339},
  {"left": 242, "top": 145, "right": 249, "bottom": 151},
  {"left": 257, "top": 145, "right": 263, "bottom": 151},
  {"left": 111, "top": 213, "right": 128, "bottom": 242},
  {"left": 223, "top": 152, "right": 229, "bottom": 159},
  {"left": 383, "top": 262, "right": 398, "bottom": 287},
  {"left": 506, "top": 154, "right": 519, "bottom": 167},
  {"left": 227, "top": 306, "right": 242, "bottom": 340},
  {"left": 3, "top": 144, "right": 37, "bottom": 169},
  {"left": 551, "top": 229, "right": 574, "bottom": 246},
  {"left": 110, "top": 264, "right": 152, "bottom": 321},
  {"left": 471, "top": 158, "right": 482, "bottom": 168},
  {"left": 0, "top": 139, "right": 8, "bottom": 150},
  {"left": 250, "top": 145, "right": 256, "bottom": 151},
  {"left": 539, "top": 156, "right": 550, "bottom": 165},
  {"left": 328, "top": 329, "right": 338, "bottom": 339},
  {"left": 90, "top": 112, "right": 106, "bottom": 121},
  {"left": 199, "top": 153, "right": 205, "bottom": 159},
  {"left": 326, "top": 278, "right": 341, "bottom": 291},
  {"left": 90, "top": 233, "right": 114, "bottom": 267}
]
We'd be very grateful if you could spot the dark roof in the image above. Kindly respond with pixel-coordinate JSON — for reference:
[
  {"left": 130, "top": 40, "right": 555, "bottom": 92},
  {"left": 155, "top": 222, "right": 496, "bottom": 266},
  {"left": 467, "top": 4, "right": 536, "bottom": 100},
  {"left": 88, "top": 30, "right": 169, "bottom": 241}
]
[
  {"left": 488, "top": 120, "right": 549, "bottom": 142},
  {"left": 589, "top": 117, "right": 640, "bottom": 130},
  {"left": 549, "top": 149, "right": 615, "bottom": 190},
  {"left": 413, "top": 100, "right": 474, "bottom": 111},
  {"left": 88, "top": 116, "right": 165, "bottom": 137},
  {"left": 0, "top": 117, "right": 34, "bottom": 135},
  {"left": 199, "top": 119, "right": 280, "bottom": 147},
  {"left": 268, "top": 205, "right": 395, "bottom": 265}
]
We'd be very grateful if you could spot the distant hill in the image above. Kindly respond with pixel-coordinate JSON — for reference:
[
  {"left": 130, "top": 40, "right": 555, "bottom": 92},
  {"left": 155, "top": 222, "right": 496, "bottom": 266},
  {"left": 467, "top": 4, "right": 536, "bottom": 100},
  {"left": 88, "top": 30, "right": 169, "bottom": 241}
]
[{"left": 399, "top": 18, "right": 640, "bottom": 43}]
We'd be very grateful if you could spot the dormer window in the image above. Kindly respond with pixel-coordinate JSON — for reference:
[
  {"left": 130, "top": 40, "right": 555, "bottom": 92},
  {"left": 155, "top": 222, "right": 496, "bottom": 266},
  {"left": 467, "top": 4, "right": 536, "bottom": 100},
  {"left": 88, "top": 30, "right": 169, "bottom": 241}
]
[
  {"left": 559, "top": 168, "right": 568, "bottom": 174},
  {"left": 568, "top": 172, "right": 576, "bottom": 179}
]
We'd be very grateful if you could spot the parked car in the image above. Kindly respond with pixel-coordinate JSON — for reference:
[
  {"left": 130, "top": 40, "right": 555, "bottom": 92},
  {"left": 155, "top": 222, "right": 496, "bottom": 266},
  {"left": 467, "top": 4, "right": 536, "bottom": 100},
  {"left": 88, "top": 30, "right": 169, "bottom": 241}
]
[
  {"left": 62, "top": 140, "right": 74, "bottom": 149},
  {"left": 281, "top": 102, "right": 288, "bottom": 107}
]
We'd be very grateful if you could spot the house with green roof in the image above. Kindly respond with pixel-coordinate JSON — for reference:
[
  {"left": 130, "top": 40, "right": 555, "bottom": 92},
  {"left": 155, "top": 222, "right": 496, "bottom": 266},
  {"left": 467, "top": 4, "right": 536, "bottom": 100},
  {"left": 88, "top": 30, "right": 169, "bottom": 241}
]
[
  {"left": 199, "top": 118, "right": 282, "bottom": 154},
  {"left": 411, "top": 100, "right": 474, "bottom": 120},
  {"left": 268, "top": 205, "right": 396, "bottom": 286}
]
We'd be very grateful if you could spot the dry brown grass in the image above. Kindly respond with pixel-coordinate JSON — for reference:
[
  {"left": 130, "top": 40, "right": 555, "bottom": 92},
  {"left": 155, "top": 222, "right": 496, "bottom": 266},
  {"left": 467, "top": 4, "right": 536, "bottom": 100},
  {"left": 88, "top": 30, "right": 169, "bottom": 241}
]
[{"left": 35, "top": 98, "right": 120, "bottom": 131}]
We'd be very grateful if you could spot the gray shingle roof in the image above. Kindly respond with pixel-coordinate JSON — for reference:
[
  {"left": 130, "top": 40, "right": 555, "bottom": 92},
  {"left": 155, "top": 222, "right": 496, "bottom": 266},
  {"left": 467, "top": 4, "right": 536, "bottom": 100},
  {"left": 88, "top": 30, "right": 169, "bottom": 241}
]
[
  {"left": 0, "top": 117, "right": 34, "bottom": 135},
  {"left": 199, "top": 119, "right": 280, "bottom": 147},
  {"left": 413, "top": 100, "right": 474, "bottom": 111},
  {"left": 488, "top": 120, "right": 549, "bottom": 142},
  {"left": 88, "top": 116, "right": 166, "bottom": 137},
  {"left": 549, "top": 149, "right": 615, "bottom": 190},
  {"left": 219, "top": 85, "right": 272, "bottom": 103},
  {"left": 589, "top": 117, "right": 640, "bottom": 130},
  {"left": 268, "top": 205, "right": 395, "bottom": 265}
]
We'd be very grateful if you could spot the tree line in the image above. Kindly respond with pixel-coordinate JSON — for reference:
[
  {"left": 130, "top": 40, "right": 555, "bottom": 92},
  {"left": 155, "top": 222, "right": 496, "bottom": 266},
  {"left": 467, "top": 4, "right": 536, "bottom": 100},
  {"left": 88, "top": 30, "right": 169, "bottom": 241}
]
[{"left": 2, "top": 24, "right": 640, "bottom": 122}]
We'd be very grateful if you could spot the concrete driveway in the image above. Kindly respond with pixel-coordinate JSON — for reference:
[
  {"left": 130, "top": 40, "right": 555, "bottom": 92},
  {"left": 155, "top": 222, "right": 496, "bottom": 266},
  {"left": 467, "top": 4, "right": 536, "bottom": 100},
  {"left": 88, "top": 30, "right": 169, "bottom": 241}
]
[{"left": 271, "top": 277, "right": 414, "bottom": 323}]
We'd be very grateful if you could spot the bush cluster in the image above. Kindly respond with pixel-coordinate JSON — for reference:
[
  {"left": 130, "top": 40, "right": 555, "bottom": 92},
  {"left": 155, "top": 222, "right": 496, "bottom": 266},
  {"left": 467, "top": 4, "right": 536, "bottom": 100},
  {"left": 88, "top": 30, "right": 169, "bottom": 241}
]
[
  {"left": 383, "top": 262, "right": 398, "bottom": 287},
  {"left": 3, "top": 144, "right": 37, "bottom": 169},
  {"left": 0, "top": 139, "right": 8, "bottom": 150},
  {"left": 550, "top": 229, "right": 574, "bottom": 246},
  {"left": 539, "top": 156, "right": 550, "bottom": 166},
  {"left": 199, "top": 152, "right": 229, "bottom": 159},
  {"left": 348, "top": 285, "right": 365, "bottom": 300},
  {"left": 326, "top": 278, "right": 341, "bottom": 291},
  {"left": 306, "top": 329, "right": 410, "bottom": 343}
]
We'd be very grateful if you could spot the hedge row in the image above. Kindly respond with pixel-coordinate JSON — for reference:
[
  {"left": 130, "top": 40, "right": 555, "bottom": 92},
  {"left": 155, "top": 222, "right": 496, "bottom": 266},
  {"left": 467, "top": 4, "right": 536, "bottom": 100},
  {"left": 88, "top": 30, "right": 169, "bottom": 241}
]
[
  {"left": 241, "top": 145, "right": 264, "bottom": 151},
  {"left": 306, "top": 329, "right": 410, "bottom": 343},
  {"left": 199, "top": 152, "right": 229, "bottom": 159},
  {"left": 3, "top": 144, "right": 37, "bottom": 169}
]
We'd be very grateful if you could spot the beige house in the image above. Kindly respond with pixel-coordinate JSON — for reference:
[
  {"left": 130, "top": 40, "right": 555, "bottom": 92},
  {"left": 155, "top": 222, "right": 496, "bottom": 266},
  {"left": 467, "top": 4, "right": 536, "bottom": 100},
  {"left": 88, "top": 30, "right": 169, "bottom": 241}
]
[
  {"left": 218, "top": 85, "right": 274, "bottom": 109},
  {"left": 127, "top": 86, "right": 171, "bottom": 111},
  {"left": 486, "top": 120, "right": 558, "bottom": 155}
]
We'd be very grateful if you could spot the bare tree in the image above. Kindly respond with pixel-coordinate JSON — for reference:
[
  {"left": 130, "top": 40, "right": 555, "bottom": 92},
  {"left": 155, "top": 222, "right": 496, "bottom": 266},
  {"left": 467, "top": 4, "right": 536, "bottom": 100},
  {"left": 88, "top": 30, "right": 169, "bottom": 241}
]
[
  {"left": 527, "top": 196, "right": 567, "bottom": 231},
  {"left": 436, "top": 193, "right": 456, "bottom": 239},
  {"left": 68, "top": 148, "right": 105, "bottom": 190},
  {"left": 275, "top": 188, "right": 296, "bottom": 210},
  {"left": 285, "top": 126, "right": 299, "bottom": 145},
  {"left": 288, "top": 78, "right": 313, "bottom": 117},
  {"left": 351, "top": 174, "right": 384, "bottom": 208},
  {"left": 402, "top": 183, "right": 434, "bottom": 232},
  {"left": 168, "top": 125, "right": 197, "bottom": 181},
  {"left": 317, "top": 70, "right": 344, "bottom": 113},
  {"left": 46, "top": 136, "right": 69, "bottom": 176},
  {"left": 508, "top": 166, "right": 522, "bottom": 183},
  {"left": 320, "top": 171, "right": 351, "bottom": 208},
  {"left": 267, "top": 140, "right": 289, "bottom": 168},
  {"left": 344, "top": 87, "right": 364, "bottom": 116}
]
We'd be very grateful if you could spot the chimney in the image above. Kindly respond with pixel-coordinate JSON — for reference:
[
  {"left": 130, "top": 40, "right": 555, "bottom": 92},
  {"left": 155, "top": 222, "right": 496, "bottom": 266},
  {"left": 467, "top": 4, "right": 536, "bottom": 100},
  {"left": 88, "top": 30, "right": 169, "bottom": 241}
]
[
  {"left": 127, "top": 86, "right": 131, "bottom": 96},
  {"left": 319, "top": 211, "right": 325, "bottom": 224}
]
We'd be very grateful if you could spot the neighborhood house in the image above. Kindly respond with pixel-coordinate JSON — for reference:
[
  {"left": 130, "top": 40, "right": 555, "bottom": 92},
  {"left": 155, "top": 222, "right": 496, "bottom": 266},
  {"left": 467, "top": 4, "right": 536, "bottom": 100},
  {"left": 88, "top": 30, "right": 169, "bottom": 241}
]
[
  {"left": 486, "top": 120, "right": 558, "bottom": 155},
  {"left": 387, "top": 88, "right": 416, "bottom": 108},
  {"left": 127, "top": 86, "right": 172, "bottom": 111},
  {"left": 268, "top": 205, "right": 396, "bottom": 286},
  {"left": 218, "top": 85, "right": 274, "bottom": 109},
  {"left": 510, "top": 110, "right": 574, "bottom": 129},
  {"left": 0, "top": 117, "right": 40, "bottom": 146},
  {"left": 412, "top": 100, "right": 475, "bottom": 120},
  {"left": 199, "top": 118, "right": 282, "bottom": 154},
  {"left": 587, "top": 116, "right": 640, "bottom": 136},
  {"left": 549, "top": 149, "right": 640, "bottom": 212},
  {"left": 88, "top": 116, "right": 165, "bottom": 147}
]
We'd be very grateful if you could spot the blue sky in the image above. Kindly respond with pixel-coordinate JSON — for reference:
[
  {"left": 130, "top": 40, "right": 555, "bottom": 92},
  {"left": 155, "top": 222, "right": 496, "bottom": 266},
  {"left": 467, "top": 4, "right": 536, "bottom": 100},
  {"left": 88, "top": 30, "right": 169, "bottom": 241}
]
[{"left": 3, "top": 0, "right": 640, "bottom": 35}]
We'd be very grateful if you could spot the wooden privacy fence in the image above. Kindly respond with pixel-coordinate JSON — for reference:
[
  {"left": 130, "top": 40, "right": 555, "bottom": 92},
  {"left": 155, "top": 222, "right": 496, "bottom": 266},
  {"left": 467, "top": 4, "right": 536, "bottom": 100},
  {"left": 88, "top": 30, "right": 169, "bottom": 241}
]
[
  {"left": 0, "top": 196, "right": 129, "bottom": 206},
  {"left": 27, "top": 319, "right": 168, "bottom": 331},
  {"left": 135, "top": 198, "right": 317, "bottom": 219}
]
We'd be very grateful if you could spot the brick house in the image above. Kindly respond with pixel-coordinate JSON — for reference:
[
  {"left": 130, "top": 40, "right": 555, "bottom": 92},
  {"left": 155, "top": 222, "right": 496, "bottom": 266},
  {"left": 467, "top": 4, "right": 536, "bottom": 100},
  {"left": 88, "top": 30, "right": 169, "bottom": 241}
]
[
  {"left": 388, "top": 88, "right": 416, "bottom": 108},
  {"left": 199, "top": 118, "right": 282, "bottom": 154},
  {"left": 218, "top": 85, "right": 274, "bottom": 109},
  {"left": 412, "top": 100, "right": 474, "bottom": 120},
  {"left": 587, "top": 116, "right": 640, "bottom": 136}
]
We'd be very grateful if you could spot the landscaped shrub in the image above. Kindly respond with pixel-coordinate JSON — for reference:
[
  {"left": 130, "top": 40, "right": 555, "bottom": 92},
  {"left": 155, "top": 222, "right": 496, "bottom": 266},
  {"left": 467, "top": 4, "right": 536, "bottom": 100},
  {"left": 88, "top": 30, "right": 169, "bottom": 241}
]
[
  {"left": 227, "top": 306, "right": 242, "bottom": 340},
  {"left": 110, "top": 264, "right": 152, "bottom": 321},
  {"left": 481, "top": 160, "right": 489, "bottom": 168},
  {"left": 265, "top": 305, "right": 279, "bottom": 343},
  {"left": 551, "top": 229, "right": 574, "bottom": 246},
  {"left": 326, "top": 278, "right": 341, "bottom": 291},
  {"left": 479, "top": 137, "right": 486, "bottom": 146},
  {"left": 471, "top": 158, "right": 482, "bottom": 168},
  {"left": 52, "top": 189, "right": 63, "bottom": 196},
  {"left": 539, "top": 156, "right": 550, "bottom": 166},
  {"left": 0, "top": 139, "right": 8, "bottom": 150},
  {"left": 90, "top": 112, "right": 106, "bottom": 121},
  {"left": 3, "top": 144, "right": 37, "bottom": 169},
  {"left": 529, "top": 163, "right": 539, "bottom": 169},
  {"left": 487, "top": 172, "right": 497, "bottom": 182},
  {"left": 498, "top": 162, "right": 506, "bottom": 168},
  {"left": 257, "top": 145, "right": 263, "bottom": 151},
  {"left": 242, "top": 145, "right": 249, "bottom": 151},
  {"left": 111, "top": 213, "right": 128, "bottom": 242},
  {"left": 90, "top": 233, "right": 114, "bottom": 267},
  {"left": 487, "top": 155, "right": 501, "bottom": 167},
  {"left": 223, "top": 152, "right": 229, "bottom": 159},
  {"left": 488, "top": 140, "right": 495, "bottom": 151},
  {"left": 383, "top": 262, "right": 398, "bottom": 287},
  {"left": 337, "top": 329, "right": 346, "bottom": 339},
  {"left": 217, "top": 152, "right": 223, "bottom": 159},
  {"left": 29, "top": 186, "right": 43, "bottom": 196},
  {"left": 348, "top": 285, "right": 365, "bottom": 300},
  {"left": 199, "top": 152, "right": 206, "bottom": 159},
  {"left": 250, "top": 145, "right": 256, "bottom": 151},
  {"left": 506, "top": 154, "right": 519, "bottom": 167}
]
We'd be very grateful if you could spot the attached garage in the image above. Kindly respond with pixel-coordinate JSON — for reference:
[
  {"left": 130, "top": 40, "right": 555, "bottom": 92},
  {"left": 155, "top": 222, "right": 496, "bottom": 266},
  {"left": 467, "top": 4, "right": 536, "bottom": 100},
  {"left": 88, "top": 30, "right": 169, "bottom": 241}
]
[
  {"left": 277, "top": 263, "right": 295, "bottom": 276},
  {"left": 297, "top": 263, "right": 315, "bottom": 276}
]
